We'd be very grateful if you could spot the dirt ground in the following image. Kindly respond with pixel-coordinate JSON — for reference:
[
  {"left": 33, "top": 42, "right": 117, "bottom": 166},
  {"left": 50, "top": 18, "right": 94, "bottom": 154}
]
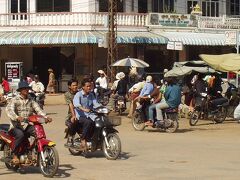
[{"left": 0, "top": 105, "right": 240, "bottom": 180}]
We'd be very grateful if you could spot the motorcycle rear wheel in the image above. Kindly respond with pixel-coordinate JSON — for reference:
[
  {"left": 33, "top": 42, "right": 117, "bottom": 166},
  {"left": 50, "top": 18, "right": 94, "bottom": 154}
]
[
  {"left": 3, "top": 144, "right": 19, "bottom": 171},
  {"left": 39, "top": 146, "right": 59, "bottom": 177},
  {"left": 102, "top": 133, "right": 121, "bottom": 160},
  {"left": 132, "top": 112, "right": 145, "bottom": 131},
  {"left": 165, "top": 114, "right": 179, "bottom": 133},
  {"left": 214, "top": 107, "right": 227, "bottom": 123},
  {"left": 189, "top": 110, "right": 200, "bottom": 126}
]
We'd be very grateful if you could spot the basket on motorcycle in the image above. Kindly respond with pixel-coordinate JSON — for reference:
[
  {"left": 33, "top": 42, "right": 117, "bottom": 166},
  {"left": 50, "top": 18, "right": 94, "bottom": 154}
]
[{"left": 106, "top": 116, "right": 121, "bottom": 126}]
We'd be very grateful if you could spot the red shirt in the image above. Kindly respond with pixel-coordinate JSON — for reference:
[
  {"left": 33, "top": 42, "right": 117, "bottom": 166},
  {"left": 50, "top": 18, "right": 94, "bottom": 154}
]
[{"left": 2, "top": 79, "right": 10, "bottom": 93}]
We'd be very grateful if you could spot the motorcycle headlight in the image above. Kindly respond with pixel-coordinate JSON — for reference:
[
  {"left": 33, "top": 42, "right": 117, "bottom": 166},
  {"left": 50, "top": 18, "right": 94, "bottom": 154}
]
[{"left": 96, "top": 107, "right": 109, "bottom": 114}]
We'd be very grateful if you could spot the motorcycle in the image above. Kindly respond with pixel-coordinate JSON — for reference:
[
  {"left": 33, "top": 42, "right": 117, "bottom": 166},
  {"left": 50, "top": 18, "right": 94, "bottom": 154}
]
[
  {"left": 28, "top": 91, "right": 45, "bottom": 109},
  {"left": 114, "top": 95, "right": 126, "bottom": 115},
  {"left": 0, "top": 115, "right": 59, "bottom": 177},
  {"left": 189, "top": 93, "right": 229, "bottom": 126},
  {"left": 64, "top": 107, "right": 121, "bottom": 160},
  {"left": 132, "top": 100, "right": 179, "bottom": 133},
  {"left": 94, "top": 84, "right": 111, "bottom": 106}
]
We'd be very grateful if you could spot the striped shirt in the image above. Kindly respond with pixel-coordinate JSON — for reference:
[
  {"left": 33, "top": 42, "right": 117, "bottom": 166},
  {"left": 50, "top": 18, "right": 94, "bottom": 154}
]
[{"left": 6, "top": 94, "right": 46, "bottom": 129}]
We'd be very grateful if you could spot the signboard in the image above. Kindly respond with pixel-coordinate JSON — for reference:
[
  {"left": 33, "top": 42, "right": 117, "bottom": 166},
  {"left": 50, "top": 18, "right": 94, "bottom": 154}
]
[
  {"left": 167, "top": 41, "right": 175, "bottom": 50},
  {"left": 149, "top": 13, "right": 195, "bottom": 27},
  {"left": 174, "top": 41, "right": 183, "bottom": 50},
  {"left": 167, "top": 41, "right": 183, "bottom": 51},
  {"left": 225, "top": 31, "right": 237, "bottom": 45},
  {"left": 5, "top": 63, "right": 21, "bottom": 79}
]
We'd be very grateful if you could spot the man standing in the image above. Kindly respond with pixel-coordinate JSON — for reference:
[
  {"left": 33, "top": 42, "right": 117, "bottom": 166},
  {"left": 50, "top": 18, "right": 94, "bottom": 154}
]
[
  {"left": 64, "top": 79, "right": 79, "bottom": 147},
  {"left": 6, "top": 81, "right": 52, "bottom": 164},
  {"left": 73, "top": 79, "right": 101, "bottom": 149}
]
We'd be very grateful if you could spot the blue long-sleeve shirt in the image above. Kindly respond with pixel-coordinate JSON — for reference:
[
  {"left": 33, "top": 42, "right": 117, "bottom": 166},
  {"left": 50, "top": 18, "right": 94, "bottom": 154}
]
[
  {"left": 73, "top": 90, "right": 101, "bottom": 121},
  {"left": 139, "top": 82, "right": 154, "bottom": 96},
  {"left": 164, "top": 84, "right": 181, "bottom": 108}
]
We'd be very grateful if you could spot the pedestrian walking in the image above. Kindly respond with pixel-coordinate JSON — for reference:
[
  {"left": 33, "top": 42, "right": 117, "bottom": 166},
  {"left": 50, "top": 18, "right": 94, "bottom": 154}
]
[{"left": 46, "top": 68, "right": 56, "bottom": 94}]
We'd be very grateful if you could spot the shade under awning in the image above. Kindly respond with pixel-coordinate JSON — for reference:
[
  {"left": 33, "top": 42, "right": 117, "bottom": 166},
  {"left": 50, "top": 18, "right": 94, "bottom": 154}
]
[{"left": 0, "top": 30, "right": 167, "bottom": 45}]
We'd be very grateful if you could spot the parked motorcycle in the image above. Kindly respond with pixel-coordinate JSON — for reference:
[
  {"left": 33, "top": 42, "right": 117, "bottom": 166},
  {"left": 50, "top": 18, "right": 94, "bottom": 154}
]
[
  {"left": 64, "top": 107, "right": 121, "bottom": 160},
  {"left": 189, "top": 93, "right": 229, "bottom": 126},
  {"left": 94, "top": 84, "right": 111, "bottom": 106},
  {"left": 132, "top": 101, "right": 179, "bottom": 133},
  {"left": 0, "top": 115, "right": 59, "bottom": 177},
  {"left": 114, "top": 95, "right": 126, "bottom": 115},
  {"left": 28, "top": 91, "right": 45, "bottom": 109}
]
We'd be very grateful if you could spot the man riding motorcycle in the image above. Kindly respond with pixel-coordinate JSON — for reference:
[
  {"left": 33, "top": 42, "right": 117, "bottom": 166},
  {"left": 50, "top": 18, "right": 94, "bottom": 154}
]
[
  {"left": 5, "top": 81, "right": 52, "bottom": 164},
  {"left": 155, "top": 77, "right": 181, "bottom": 125},
  {"left": 29, "top": 75, "right": 45, "bottom": 102},
  {"left": 64, "top": 79, "right": 79, "bottom": 147},
  {"left": 112, "top": 72, "right": 128, "bottom": 110},
  {"left": 73, "top": 79, "right": 102, "bottom": 150}
]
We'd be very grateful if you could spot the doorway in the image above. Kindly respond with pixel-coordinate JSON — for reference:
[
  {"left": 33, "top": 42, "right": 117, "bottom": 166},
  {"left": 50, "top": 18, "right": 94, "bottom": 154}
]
[{"left": 33, "top": 47, "right": 60, "bottom": 87}]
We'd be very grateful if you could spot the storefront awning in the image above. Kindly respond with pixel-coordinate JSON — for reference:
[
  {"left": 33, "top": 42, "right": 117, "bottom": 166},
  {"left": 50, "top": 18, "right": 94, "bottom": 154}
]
[
  {"left": 159, "top": 32, "right": 226, "bottom": 46},
  {"left": 0, "top": 31, "right": 167, "bottom": 45}
]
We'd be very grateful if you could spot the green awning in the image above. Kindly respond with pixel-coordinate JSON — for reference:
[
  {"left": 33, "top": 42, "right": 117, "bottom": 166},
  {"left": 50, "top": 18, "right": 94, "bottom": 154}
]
[{"left": 0, "top": 31, "right": 167, "bottom": 45}]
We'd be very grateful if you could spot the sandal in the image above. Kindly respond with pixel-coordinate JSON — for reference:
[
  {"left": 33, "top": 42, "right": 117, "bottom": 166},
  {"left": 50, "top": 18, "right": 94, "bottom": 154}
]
[
  {"left": 11, "top": 158, "right": 20, "bottom": 165},
  {"left": 145, "top": 121, "right": 154, "bottom": 126}
]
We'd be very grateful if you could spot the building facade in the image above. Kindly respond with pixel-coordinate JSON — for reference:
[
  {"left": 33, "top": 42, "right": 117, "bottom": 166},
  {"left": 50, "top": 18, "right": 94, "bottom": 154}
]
[{"left": 0, "top": 0, "right": 238, "bottom": 91}]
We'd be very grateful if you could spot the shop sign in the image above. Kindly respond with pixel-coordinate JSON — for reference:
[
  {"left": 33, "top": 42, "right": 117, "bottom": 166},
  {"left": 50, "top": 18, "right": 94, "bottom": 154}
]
[
  {"left": 225, "top": 31, "right": 237, "bottom": 45},
  {"left": 5, "top": 63, "right": 21, "bottom": 80},
  {"left": 167, "top": 41, "right": 183, "bottom": 51},
  {"left": 167, "top": 41, "right": 175, "bottom": 50},
  {"left": 148, "top": 13, "right": 195, "bottom": 27}
]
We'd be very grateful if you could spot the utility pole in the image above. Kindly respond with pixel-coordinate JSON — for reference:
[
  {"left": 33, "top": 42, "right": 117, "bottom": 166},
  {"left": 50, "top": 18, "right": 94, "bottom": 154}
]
[{"left": 107, "top": 0, "right": 118, "bottom": 82}]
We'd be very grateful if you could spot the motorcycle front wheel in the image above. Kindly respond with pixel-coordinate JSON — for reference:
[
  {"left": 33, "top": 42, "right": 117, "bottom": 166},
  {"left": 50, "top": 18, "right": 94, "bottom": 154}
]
[
  {"left": 132, "top": 112, "right": 145, "bottom": 131},
  {"left": 102, "top": 133, "right": 121, "bottom": 160},
  {"left": 189, "top": 110, "right": 200, "bottom": 126},
  {"left": 39, "top": 146, "right": 59, "bottom": 177},
  {"left": 214, "top": 107, "right": 227, "bottom": 123}
]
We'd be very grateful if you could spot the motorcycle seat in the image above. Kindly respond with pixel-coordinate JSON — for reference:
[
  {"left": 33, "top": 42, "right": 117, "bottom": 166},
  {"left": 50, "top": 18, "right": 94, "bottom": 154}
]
[
  {"left": 0, "top": 124, "right": 10, "bottom": 132},
  {"left": 165, "top": 107, "right": 178, "bottom": 113}
]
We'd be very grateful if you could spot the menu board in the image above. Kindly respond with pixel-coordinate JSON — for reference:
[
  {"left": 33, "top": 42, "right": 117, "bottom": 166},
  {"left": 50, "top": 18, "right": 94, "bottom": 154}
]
[{"left": 5, "top": 63, "right": 21, "bottom": 80}]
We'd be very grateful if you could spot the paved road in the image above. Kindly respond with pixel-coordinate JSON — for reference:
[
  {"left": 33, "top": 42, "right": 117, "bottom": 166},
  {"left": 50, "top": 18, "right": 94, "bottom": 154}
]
[{"left": 0, "top": 105, "right": 240, "bottom": 180}]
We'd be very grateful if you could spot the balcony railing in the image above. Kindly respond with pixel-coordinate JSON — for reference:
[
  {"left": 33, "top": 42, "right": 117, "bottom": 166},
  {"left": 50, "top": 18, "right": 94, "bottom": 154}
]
[
  {"left": 198, "top": 16, "right": 240, "bottom": 29},
  {"left": 0, "top": 12, "right": 146, "bottom": 27}
]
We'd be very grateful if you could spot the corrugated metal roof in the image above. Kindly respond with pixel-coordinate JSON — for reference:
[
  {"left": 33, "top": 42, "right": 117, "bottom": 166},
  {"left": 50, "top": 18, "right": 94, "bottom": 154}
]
[
  {"left": 0, "top": 31, "right": 167, "bottom": 45},
  {"left": 160, "top": 32, "right": 226, "bottom": 46}
]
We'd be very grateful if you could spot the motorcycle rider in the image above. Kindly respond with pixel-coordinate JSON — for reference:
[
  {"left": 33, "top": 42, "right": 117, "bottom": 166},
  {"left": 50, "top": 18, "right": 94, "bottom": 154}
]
[
  {"left": 5, "top": 81, "right": 52, "bottom": 164},
  {"left": 64, "top": 79, "right": 79, "bottom": 147},
  {"left": 95, "top": 70, "right": 108, "bottom": 97},
  {"left": 155, "top": 77, "right": 181, "bottom": 124},
  {"left": 73, "top": 79, "right": 102, "bottom": 150},
  {"left": 29, "top": 75, "right": 45, "bottom": 102},
  {"left": 112, "top": 72, "right": 128, "bottom": 109}
]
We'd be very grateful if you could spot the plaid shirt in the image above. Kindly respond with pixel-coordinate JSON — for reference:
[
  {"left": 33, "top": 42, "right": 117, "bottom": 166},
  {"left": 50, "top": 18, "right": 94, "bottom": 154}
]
[{"left": 6, "top": 94, "right": 46, "bottom": 129}]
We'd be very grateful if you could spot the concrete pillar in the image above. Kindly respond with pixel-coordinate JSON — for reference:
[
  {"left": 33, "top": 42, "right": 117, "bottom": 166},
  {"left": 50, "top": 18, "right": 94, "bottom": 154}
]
[
  {"left": 147, "top": 0, "right": 152, "bottom": 12},
  {"left": 134, "top": 0, "right": 138, "bottom": 12},
  {"left": 29, "top": 0, "right": 36, "bottom": 13},
  {"left": 125, "top": 0, "right": 132, "bottom": 12}
]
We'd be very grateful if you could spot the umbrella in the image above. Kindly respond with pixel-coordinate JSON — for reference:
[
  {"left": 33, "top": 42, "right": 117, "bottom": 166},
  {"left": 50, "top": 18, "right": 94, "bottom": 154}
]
[
  {"left": 164, "top": 66, "right": 215, "bottom": 77},
  {"left": 111, "top": 57, "right": 149, "bottom": 68},
  {"left": 199, "top": 53, "right": 240, "bottom": 72}
]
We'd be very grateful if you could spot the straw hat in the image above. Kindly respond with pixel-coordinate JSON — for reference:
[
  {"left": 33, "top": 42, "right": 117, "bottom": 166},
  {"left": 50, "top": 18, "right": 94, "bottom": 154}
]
[{"left": 97, "top": 70, "right": 105, "bottom": 74}]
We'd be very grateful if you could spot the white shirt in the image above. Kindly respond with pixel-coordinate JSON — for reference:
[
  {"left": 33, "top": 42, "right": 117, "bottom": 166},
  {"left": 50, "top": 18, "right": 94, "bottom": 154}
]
[
  {"left": 29, "top": 81, "right": 45, "bottom": 93},
  {"left": 234, "top": 103, "right": 240, "bottom": 120},
  {"left": 96, "top": 77, "right": 108, "bottom": 89},
  {"left": 111, "top": 80, "right": 120, "bottom": 91}
]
